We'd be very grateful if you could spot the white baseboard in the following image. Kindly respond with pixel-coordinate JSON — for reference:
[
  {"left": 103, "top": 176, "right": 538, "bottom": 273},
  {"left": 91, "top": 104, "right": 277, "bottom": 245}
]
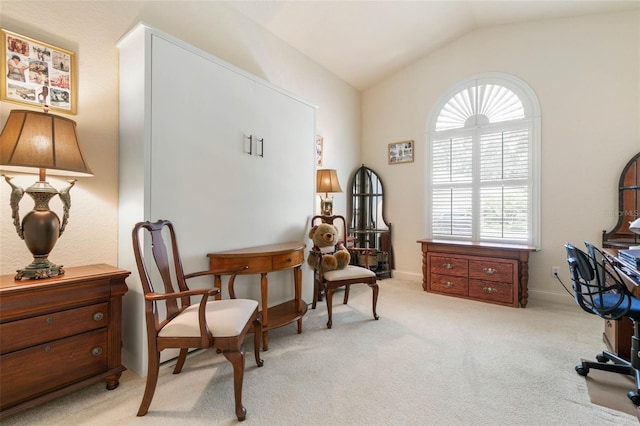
[
  {"left": 525, "top": 288, "right": 576, "bottom": 306},
  {"left": 388, "top": 270, "right": 422, "bottom": 281},
  {"left": 388, "top": 270, "right": 578, "bottom": 308}
]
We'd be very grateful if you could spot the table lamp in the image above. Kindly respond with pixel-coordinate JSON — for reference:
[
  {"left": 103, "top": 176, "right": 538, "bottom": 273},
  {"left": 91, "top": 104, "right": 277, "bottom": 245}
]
[
  {"left": 1, "top": 109, "right": 92, "bottom": 279},
  {"left": 316, "top": 169, "right": 342, "bottom": 216}
]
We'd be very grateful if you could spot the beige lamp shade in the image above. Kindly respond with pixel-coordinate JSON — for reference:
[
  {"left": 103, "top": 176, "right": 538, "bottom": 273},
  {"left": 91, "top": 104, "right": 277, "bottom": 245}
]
[
  {"left": 316, "top": 169, "right": 342, "bottom": 194},
  {"left": 0, "top": 109, "right": 92, "bottom": 177}
]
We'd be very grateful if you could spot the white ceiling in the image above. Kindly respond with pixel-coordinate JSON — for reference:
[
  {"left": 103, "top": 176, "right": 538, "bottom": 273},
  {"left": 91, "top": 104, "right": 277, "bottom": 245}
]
[{"left": 226, "top": 0, "right": 640, "bottom": 90}]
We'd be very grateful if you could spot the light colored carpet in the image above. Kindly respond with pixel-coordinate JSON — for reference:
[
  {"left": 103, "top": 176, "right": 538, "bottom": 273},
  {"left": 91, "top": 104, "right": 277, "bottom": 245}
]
[
  {"left": 2, "top": 278, "right": 637, "bottom": 425},
  {"left": 586, "top": 366, "right": 638, "bottom": 416}
]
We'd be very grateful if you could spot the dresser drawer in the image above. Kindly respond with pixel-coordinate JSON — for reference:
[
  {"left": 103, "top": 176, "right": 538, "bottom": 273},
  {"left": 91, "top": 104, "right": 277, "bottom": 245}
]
[
  {"left": 0, "top": 329, "right": 108, "bottom": 408},
  {"left": 430, "top": 273, "right": 468, "bottom": 296},
  {"left": 273, "top": 250, "right": 304, "bottom": 270},
  {"left": 0, "top": 303, "right": 109, "bottom": 354},
  {"left": 430, "top": 255, "right": 468, "bottom": 277},
  {"left": 469, "top": 260, "right": 515, "bottom": 283},
  {"left": 469, "top": 279, "right": 514, "bottom": 304}
]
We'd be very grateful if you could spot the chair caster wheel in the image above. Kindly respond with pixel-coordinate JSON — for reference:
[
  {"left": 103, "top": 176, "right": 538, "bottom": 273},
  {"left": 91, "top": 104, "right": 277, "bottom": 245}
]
[
  {"left": 628, "top": 391, "right": 640, "bottom": 406},
  {"left": 575, "top": 365, "right": 589, "bottom": 376},
  {"left": 596, "top": 354, "right": 608, "bottom": 363}
]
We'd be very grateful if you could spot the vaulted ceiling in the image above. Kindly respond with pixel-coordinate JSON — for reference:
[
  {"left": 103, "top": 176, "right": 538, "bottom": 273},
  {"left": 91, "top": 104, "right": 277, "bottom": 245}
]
[{"left": 226, "top": 0, "right": 640, "bottom": 90}]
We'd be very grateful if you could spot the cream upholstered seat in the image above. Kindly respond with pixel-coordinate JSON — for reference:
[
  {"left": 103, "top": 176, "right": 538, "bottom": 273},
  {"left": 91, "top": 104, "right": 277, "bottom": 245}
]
[
  {"left": 324, "top": 265, "right": 376, "bottom": 282},
  {"left": 159, "top": 299, "right": 259, "bottom": 338},
  {"left": 132, "top": 220, "right": 263, "bottom": 422}
]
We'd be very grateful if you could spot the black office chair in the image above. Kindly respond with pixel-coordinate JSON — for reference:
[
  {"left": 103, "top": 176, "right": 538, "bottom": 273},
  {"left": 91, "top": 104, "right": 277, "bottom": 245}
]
[{"left": 564, "top": 242, "right": 640, "bottom": 405}]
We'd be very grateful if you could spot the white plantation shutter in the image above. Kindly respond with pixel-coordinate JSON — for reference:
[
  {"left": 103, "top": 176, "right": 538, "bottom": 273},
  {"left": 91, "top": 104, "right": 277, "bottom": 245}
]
[{"left": 427, "top": 74, "right": 540, "bottom": 247}]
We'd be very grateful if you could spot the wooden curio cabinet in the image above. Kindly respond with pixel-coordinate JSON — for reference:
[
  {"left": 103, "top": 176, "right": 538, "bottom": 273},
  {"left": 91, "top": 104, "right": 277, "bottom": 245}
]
[
  {"left": 602, "top": 152, "right": 640, "bottom": 248},
  {"left": 348, "top": 165, "right": 394, "bottom": 278}
]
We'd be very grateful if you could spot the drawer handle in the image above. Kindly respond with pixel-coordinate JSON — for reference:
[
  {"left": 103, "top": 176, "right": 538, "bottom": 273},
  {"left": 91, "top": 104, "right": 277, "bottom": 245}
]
[
  {"left": 92, "top": 347, "right": 103, "bottom": 356},
  {"left": 93, "top": 312, "right": 104, "bottom": 321},
  {"left": 46, "top": 317, "right": 53, "bottom": 324},
  {"left": 443, "top": 263, "right": 454, "bottom": 269},
  {"left": 443, "top": 281, "right": 455, "bottom": 288},
  {"left": 483, "top": 286, "right": 498, "bottom": 294},
  {"left": 606, "top": 320, "right": 612, "bottom": 328},
  {"left": 287, "top": 257, "right": 292, "bottom": 263},
  {"left": 483, "top": 268, "right": 497, "bottom": 275},
  {"left": 44, "top": 345, "right": 51, "bottom": 353}
]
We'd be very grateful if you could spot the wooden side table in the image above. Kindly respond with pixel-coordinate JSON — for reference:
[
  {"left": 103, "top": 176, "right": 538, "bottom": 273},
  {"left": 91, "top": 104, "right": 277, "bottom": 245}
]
[
  {"left": 0, "top": 264, "right": 129, "bottom": 418},
  {"left": 207, "top": 241, "right": 307, "bottom": 350}
]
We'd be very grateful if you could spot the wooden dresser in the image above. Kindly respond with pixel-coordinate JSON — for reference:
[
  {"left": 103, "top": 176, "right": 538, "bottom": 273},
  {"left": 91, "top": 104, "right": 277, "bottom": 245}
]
[
  {"left": 418, "top": 239, "right": 535, "bottom": 308},
  {"left": 0, "top": 264, "right": 129, "bottom": 418}
]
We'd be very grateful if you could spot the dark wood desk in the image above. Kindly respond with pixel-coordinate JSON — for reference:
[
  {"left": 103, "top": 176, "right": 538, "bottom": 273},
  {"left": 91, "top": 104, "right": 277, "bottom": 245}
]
[
  {"left": 207, "top": 242, "right": 307, "bottom": 350},
  {"left": 603, "top": 249, "right": 640, "bottom": 360}
]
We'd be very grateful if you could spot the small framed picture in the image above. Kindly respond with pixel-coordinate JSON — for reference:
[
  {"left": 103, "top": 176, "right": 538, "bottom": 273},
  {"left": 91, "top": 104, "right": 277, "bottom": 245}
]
[
  {"left": 388, "top": 140, "right": 414, "bottom": 164},
  {"left": 315, "top": 135, "right": 323, "bottom": 167},
  {"left": 1, "top": 28, "right": 76, "bottom": 114}
]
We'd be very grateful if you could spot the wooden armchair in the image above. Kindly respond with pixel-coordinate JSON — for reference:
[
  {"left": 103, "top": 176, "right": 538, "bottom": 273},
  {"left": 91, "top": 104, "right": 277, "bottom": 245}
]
[
  {"left": 310, "top": 215, "right": 379, "bottom": 328},
  {"left": 132, "top": 220, "right": 263, "bottom": 421}
]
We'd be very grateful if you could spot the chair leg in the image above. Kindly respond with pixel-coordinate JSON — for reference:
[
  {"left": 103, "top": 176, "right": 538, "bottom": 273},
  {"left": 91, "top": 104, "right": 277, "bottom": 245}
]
[
  {"left": 325, "top": 287, "right": 335, "bottom": 329},
  {"left": 137, "top": 351, "right": 160, "bottom": 416},
  {"left": 312, "top": 277, "right": 320, "bottom": 309},
  {"left": 369, "top": 282, "right": 380, "bottom": 320},
  {"left": 343, "top": 284, "right": 350, "bottom": 304},
  {"left": 173, "top": 348, "right": 189, "bottom": 374},
  {"left": 253, "top": 317, "right": 264, "bottom": 367},
  {"left": 223, "top": 348, "right": 247, "bottom": 421}
]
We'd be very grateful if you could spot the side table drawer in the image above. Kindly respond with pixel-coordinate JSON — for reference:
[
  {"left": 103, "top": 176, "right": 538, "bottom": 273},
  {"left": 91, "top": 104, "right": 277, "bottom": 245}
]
[
  {"left": 211, "top": 256, "right": 272, "bottom": 273},
  {"left": 469, "top": 260, "right": 515, "bottom": 283},
  {"left": 0, "top": 302, "right": 109, "bottom": 354},
  {"left": 430, "top": 255, "right": 468, "bottom": 277},
  {"left": 273, "top": 250, "right": 303, "bottom": 270},
  {"left": 0, "top": 329, "right": 108, "bottom": 408},
  {"left": 469, "top": 279, "right": 514, "bottom": 304},
  {"left": 430, "top": 274, "right": 468, "bottom": 295}
]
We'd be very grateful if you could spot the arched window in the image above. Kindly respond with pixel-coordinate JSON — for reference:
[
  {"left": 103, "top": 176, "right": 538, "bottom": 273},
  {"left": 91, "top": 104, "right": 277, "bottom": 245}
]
[{"left": 426, "top": 73, "right": 540, "bottom": 247}]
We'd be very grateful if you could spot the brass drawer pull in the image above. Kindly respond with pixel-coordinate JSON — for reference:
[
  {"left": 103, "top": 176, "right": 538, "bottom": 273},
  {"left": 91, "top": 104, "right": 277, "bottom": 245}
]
[
  {"left": 483, "top": 287, "right": 497, "bottom": 294},
  {"left": 92, "top": 347, "right": 103, "bottom": 356},
  {"left": 443, "top": 281, "right": 455, "bottom": 288},
  {"left": 483, "top": 268, "right": 497, "bottom": 275},
  {"left": 44, "top": 345, "right": 51, "bottom": 353},
  {"left": 93, "top": 312, "right": 104, "bottom": 321},
  {"left": 443, "top": 263, "right": 454, "bottom": 269}
]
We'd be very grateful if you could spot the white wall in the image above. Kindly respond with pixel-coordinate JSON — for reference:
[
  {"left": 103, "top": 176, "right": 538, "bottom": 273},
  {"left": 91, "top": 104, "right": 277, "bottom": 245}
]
[
  {"left": 362, "top": 11, "right": 640, "bottom": 303},
  {"left": 0, "top": 2, "right": 360, "bottom": 273}
]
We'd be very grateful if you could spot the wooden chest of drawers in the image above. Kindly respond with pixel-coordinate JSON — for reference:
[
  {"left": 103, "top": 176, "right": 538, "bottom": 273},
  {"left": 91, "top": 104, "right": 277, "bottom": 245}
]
[
  {"left": 418, "top": 239, "right": 535, "bottom": 308},
  {"left": 0, "top": 264, "right": 129, "bottom": 418}
]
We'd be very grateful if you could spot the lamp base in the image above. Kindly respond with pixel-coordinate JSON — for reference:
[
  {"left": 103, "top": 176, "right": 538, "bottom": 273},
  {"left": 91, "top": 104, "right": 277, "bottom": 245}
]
[{"left": 15, "top": 258, "right": 64, "bottom": 280}]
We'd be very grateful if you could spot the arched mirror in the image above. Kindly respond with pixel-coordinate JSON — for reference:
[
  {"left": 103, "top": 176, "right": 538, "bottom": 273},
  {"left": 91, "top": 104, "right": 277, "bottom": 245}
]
[
  {"left": 348, "top": 165, "right": 394, "bottom": 278},
  {"left": 602, "top": 152, "right": 640, "bottom": 248}
]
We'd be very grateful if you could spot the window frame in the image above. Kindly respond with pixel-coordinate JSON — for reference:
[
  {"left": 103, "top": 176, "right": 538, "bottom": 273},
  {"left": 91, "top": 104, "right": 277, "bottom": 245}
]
[{"left": 425, "top": 72, "right": 541, "bottom": 248}]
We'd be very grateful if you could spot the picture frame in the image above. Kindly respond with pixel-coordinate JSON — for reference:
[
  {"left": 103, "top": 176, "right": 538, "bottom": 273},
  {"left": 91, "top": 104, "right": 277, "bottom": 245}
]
[
  {"left": 388, "top": 140, "right": 414, "bottom": 164},
  {"left": 315, "top": 135, "right": 324, "bottom": 167},
  {"left": 1, "top": 29, "right": 76, "bottom": 114}
]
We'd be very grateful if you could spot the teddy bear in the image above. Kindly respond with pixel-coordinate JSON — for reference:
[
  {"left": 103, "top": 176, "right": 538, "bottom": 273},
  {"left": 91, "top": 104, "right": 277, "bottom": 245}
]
[{"left": 307, "top": 222, "right": 351, "bottom": 271}]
